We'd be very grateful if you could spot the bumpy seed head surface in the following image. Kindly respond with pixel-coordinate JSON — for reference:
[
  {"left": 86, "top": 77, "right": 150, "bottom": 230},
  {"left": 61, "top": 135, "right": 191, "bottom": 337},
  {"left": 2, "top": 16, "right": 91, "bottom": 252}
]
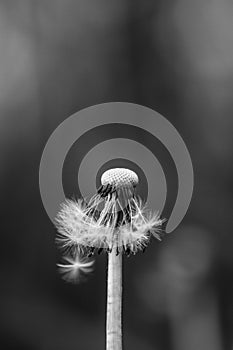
[{"left": 101, "top": 168, "right": 139, "bottom": 188}]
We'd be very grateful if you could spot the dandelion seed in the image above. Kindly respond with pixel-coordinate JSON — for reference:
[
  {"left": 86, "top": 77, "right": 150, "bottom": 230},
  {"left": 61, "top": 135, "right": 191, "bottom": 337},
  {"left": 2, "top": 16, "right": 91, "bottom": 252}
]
[{"left": 57, "top": 254, "right": 94, "bottom": 283}]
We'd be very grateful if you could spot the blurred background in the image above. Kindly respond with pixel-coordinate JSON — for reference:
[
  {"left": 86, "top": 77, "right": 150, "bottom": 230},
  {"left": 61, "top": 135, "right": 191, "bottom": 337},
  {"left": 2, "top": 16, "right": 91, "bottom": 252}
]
[{"left": 1, "top": 1, "right": 233, "bottom": 349}]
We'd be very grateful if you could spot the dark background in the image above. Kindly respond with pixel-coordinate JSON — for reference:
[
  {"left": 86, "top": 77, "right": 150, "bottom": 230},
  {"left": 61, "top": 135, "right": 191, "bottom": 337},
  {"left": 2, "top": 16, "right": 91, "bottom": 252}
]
[{"left": 1, "top": 1, "right": 233, "bottom": 349}]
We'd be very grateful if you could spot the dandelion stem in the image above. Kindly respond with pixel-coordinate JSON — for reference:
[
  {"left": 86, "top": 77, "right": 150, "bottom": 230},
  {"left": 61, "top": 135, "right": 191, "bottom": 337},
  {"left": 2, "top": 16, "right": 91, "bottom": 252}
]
[{"left": 106, "top": 246, "right": 122, "bottom": 350}]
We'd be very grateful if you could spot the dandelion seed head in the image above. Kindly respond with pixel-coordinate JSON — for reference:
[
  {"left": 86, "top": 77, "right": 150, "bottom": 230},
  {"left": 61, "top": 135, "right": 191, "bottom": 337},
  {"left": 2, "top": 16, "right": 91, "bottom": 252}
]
[{"left": 55, "top": 167, "right": 164, "bottom": 259}]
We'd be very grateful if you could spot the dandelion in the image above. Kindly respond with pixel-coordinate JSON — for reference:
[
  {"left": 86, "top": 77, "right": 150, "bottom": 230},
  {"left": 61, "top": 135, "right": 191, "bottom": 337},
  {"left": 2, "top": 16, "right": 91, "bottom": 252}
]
[{"left": 55, "top": 167, "right": 163, "bottom": 350}]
